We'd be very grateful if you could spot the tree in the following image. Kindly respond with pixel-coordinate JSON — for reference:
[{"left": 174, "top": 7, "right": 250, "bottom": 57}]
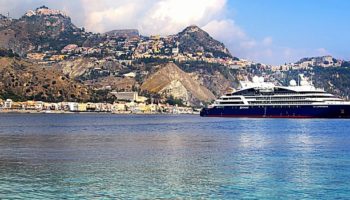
[{"left": 166, "top": 95, "right": 185, "bottom": 106}]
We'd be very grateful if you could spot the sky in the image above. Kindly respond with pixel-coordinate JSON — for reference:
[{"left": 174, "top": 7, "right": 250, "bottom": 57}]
[{"left": 0, "top": 0, "right": 349, "bottom": 65}]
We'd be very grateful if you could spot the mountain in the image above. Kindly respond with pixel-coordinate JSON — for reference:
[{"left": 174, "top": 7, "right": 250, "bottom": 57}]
[
  {"left": 104, "top": 29, "right": 140, "bottom": 39},
  {"left": 0, "top": 56, "right": 90, "bottom": 102},
  {"left": 0, "top": 14, "right": 12, "bottom": 28},
  {"left": 175, "top": 25, "right": 232, "bottom": 58},
  {"left": 0, "top": 6, "right": 87, "bottom": 55},
  {"left": 141, "top": 62, "right": 216, "bottom": 105},
  {"left": 0, "top": 6, "right": 240, "bottom": 105}
]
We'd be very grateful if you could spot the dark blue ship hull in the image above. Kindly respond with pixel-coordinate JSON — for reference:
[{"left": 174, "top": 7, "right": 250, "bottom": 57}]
[{"left": 200, "top": 105, "right": 350, "bottom": 118}]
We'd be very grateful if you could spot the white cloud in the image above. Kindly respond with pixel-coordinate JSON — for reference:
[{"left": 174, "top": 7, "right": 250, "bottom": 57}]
[
  {"left": 262, "top": 37, "right": 273, "bottom": 46},
  {"left": 202, "top": 19, "right": 279, "bottom": 62},
  {"left": 79, "top": 0, "right": 227, "bottom": 35},
  {"left": 316, "top": 48, "right": 329, "bottom": 56},
  {"left": 203, "top": 20, "right": 247, "bottom": 41},
  {"left": 140, "top": 0, "right": 226, "bottom": 35},
  {"left": 202, "top": 19, "right": 257, "bottom": 56},
  {"left": 240, "top": 40, "right": 257, "bottom": 49},
  {"left": 83, "top": 2, "right": 142, "bottom": 32}
]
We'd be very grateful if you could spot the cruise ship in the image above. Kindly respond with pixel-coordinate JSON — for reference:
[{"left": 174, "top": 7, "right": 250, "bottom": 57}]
[{"left": 200, "top": 74, "right": 350, "bottom": 118}]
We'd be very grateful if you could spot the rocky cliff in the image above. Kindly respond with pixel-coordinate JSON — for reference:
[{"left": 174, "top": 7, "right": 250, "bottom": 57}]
[{"left": 141, "top": 63, "right": 216, "bottom": 105}]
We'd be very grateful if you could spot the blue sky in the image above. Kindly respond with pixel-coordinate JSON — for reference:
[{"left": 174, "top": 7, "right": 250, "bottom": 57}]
[
  {"left": 0, "top": 0, "right": 348, "bottom": 64},
  {"left": 226, "top": 0, "right": 350, "bottom": 63}
]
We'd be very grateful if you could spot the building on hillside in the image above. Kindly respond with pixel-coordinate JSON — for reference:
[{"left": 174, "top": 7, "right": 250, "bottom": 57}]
[
  {"left": 35, "top": 101, "right": 44, "bottom": 110},
  {"left": 297, "top": 61, "right": 313, "bottom": 69},
  {"left": 137, "top": 103, "right": 148, "bottom": 113},
  {"left": 44, "top": 103, "right": 59, "bottom": 110},
  {"left": 177, "top": 106, "right": 194, "bottom": 114},
  {"left": 49, "top": 55, "right": 66, "bottom": 61},
  {"left": 95, "top": 103, "right": 112, "bottom": 112},
  {"left": 23, "top": 101, "right": 36, "bottom": 110},
  {"left": 86, "top": 103, "right": 97, "bottom": 111},
  {"left": 78, "top": 103, "right": 88, "bottom": 112},
  {"left": 323, "top": 55, "right": 333, "bottom": 63},
  {"left": 119, "top": 60, "right": 133, "bottom": 65},
  {"left": 123, "top": 72, "right": 136, "bottom": 78},
  {"left": 309, "top": 55, "right": 335, "bottom": 67},
  {"left": 112, "top": 102, "right": 127, "bottom": 112},
  {"left": 110, "top": 92, "right": 148, "bottom": 103},
  {"left": 61, "top": 44, "right": 79, "bottom": 54},
  {"left": 111, "top": 92, "right": 138, "bottom": 102},
  {"left": 148, "top": 104, "right": 158, "bottom": 113},
  {"left": 27, "top": 53, "right": 46, "bottom": 60},
  {"left": 3, "top": 99, "right": 13, "bottom": 109},
  {"left": 65, "top": 102, "right": 79, "bottom": 112},
  {"left": 172, "top": 47, "right": 179, "bottom": 55},
  {"left": 229, "top": 65, "right": 241, "bottom": 70},
  {"left": 137, "top": 96, "right": 148, "bottom": 103},
  {"left": 150, "top": 35, "right": 161, "bottom": 40}
]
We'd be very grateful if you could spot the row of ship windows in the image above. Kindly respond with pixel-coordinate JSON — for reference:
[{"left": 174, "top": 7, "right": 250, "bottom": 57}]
[
  {"left": 250, "top": 102, "right": 314, "bottom": 104},
  {"left": 245, "top": 96, "right": 333, "bottom": 100},
  {"left": 249, "top": 100, "right": 321, "bottom": 102},
  {"left": 219, "top": 102, "right": 244, "bottom": 105},
  {"left": 241, "top": 93, "right": 328, "bottom": 96},
  {"left": 221, "top": 97, "right": 334, "bottom": 101},
  {"left": 249, "top": 100, "right": 342, "bottom": 103},
  {"left": 219, "top": 101, "right": 316, "bottom": 105},
  {"left": 221, "top": 98, "right": 241, "bottom": 100},
  {"left": 247, "top": 99, "right": 311, "bottom": 101},
  {"left": 216, "top": 105, "right": 312, "bottom": 109},
  {"left": 235, "top": 93, "right": 307, "bottom": 96},
  {"left": 234, "top": 92, "right": 326, "bottom": 95}
]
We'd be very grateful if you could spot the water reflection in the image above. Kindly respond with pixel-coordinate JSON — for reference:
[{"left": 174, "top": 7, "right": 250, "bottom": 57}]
[{"left": 0, "top": 114, "right": 350, "bottom": 199}]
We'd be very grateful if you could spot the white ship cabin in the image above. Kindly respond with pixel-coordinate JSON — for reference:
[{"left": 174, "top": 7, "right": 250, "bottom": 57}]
[{"left": 213, "top": 74, "right": 349, "bottom": 106}]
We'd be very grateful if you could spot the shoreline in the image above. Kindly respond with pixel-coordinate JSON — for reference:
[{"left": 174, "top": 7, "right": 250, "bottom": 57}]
[{"left": 0, "top": 109, "right": 199, "bottom": 115}]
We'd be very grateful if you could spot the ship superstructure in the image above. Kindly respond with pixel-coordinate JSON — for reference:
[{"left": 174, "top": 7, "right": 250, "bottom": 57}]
[{"left": 200, "top": 75, "right": 350, "bottom": 118}]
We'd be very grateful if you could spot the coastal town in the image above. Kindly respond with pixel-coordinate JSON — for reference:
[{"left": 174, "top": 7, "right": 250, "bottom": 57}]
[{"left": 0, "top": 91, "right": 197, "bottom": 114}]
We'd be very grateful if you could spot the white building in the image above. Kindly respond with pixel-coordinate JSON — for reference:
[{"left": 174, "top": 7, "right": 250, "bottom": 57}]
[
  {"left": 123, "top": 72, "right": 136, "bottom": 78},
  {"left": 110, "top": 92, "right": 147, "bottom": 103},
  {"left": 66, "top": 102, "right": 79, "bottom": 111},
  {"left": 4, "top": 99, "right": 13, "bottom": 109},
  {"left": 172, "top": 48, "right": 179, "bottom": 55}
]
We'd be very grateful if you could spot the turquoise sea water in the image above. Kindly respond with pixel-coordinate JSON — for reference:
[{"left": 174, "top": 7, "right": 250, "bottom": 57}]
[{"left": 0, "top": 114, "right": 350, "bottom": 199}]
